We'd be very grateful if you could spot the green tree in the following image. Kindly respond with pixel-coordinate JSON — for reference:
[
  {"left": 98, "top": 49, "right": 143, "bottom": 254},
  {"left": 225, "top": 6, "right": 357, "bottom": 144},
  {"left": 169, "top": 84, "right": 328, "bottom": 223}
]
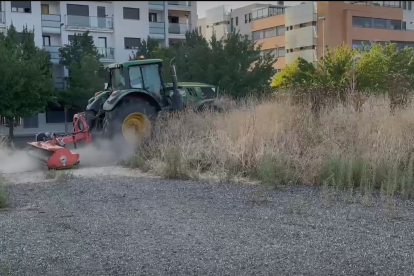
[
  {"left": 167, "top": 29, "right": 277, "bottom": 98},
  {"left": 0, "top": 24, "right": 55, "bottom": 139},
  {"left": 58, "top": 31, "right": 104, "bottom": 110},
  {"left": 60, "top": 53, "right": 104, "bottom": 110}
]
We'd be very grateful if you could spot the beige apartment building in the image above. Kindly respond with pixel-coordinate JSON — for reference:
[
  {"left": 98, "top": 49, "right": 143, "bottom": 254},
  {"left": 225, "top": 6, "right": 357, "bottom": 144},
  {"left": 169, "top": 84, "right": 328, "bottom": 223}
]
[{"left": 252, "top": 1, "right": 414, "bottom": 70}]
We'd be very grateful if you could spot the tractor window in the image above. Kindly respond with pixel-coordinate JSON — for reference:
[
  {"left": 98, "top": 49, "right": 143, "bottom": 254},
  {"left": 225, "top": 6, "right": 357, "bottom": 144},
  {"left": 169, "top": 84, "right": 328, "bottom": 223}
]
[
  {"left": 111, "top": 68, "right": 126, "bottom": 90},
  {"left": 141, "top": 64, "right": 162, "bottom": 96},
  {"left": 129, "top": 66, "right": 143, "bottom": 89}
]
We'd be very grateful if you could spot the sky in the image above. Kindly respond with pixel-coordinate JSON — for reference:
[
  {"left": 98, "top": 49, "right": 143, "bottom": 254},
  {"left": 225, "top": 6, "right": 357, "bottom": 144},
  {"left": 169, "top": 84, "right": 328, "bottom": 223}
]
[{"left": 196, "top": 1, "right": 305, "bottom": 18}]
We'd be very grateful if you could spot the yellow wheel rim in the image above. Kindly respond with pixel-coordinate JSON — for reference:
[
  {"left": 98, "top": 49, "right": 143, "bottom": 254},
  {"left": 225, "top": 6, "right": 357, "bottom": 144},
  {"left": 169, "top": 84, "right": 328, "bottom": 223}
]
[{"left": 121, "top": 112, "right": 151, "bottom": 144}]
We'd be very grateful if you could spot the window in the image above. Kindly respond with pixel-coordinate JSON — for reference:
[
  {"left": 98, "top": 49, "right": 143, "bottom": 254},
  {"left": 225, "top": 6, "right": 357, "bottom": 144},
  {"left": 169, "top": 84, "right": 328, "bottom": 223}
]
[
  {"left": 352, "top": 17, "right": 371, "bottom": 28},
  {"left": 276, "top": 25, "right": 285, "bottom": 36},
  {"left": 123, "top": 7, "right": 140, "bottom": 20},
  {"left": 278, "top": 47, "right": 285, "bottom": 57},
  {"left": 124, "top": 37, "right": 140, "bottom": 49},
  {"left": 141, "top": 64, "right": 162, "bottom": 96},
  {"left": 383, "top": 1, "right": 401, "bottom": 8},
  {"left": 373, "top": 18, "right": 386, "bottom": 29},
  {"left": 23, "top": 116, "right": 39, "bottom": 128},
  {"left": 299, "top": 23, "right": 306, "bottom": 28},
  {"left": 387, "top": 20, "right": 401, "bottom": 30},
  {"left": 252, "top": 30, "right": 263, "bottom": 40},
  {"left": 231, "top": 18, "right": 233, "bottom": 29},
  {"left": 409, "top": 1, "right": 412, "bottom": 10},
  {"left": 110, "top": 68, "right": 126, "bottom": 90},
  {"left": 402, "top": 21, "right": 407, "bottom": 30},
  {"left": 235, "top": 17, "right": 238, "bottom": 26},
  {"left": 198, "top": 26, "right": 201, "bottom": 33},
  {"left": 67, "top": 4, "right": 89, "bottom": 27},
  {"left": 43, "top": 35, "right": 50, "bottom": 46},
  {"left": 245, "top": 14, "right": 248, "bottom": 23},
  {"left": 264, "top": 28, "right": 276, "bottom": 38},
  {"left": 249, "top": 13, "right": 252, "bottom": 22},
  {"left": 129, "top": 66, "right": 143, "bottom": 89},
  {"left": 352, "top": 40, "right": 371, "bottom": 51},
  {"left": 11, "top": 1, "right": 31, "bottom": 13},
  {"left": 149, "top": 12, "right": 157, "bottom": 22},
  {"left": 67, "top": 4, "right": 89, "bottom": 16},
  {"left": 41, "top": 4, "right": 49, "bottom": 14}
]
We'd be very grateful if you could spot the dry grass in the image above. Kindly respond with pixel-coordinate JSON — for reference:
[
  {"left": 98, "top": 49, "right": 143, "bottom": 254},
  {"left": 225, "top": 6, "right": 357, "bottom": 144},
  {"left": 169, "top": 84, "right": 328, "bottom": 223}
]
[
  {"left": 0, "top": 137, "right": 8, "bottom": 208},
  {"left": 122, "top": 94, "right": 414, "bottom": 198}
]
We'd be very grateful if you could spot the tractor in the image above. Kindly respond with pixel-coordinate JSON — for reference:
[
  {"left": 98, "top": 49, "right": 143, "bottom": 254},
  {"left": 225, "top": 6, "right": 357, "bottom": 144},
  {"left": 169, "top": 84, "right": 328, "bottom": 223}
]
[{"left": 27, "top": 56, "right": 219, "bottom": 169}]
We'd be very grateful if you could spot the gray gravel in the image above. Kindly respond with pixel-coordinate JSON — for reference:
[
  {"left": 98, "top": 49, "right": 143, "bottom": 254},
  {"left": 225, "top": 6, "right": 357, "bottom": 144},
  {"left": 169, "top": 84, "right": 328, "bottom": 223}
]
[{"left": 1, "top": 177, "right": 414, "bottom": 276}]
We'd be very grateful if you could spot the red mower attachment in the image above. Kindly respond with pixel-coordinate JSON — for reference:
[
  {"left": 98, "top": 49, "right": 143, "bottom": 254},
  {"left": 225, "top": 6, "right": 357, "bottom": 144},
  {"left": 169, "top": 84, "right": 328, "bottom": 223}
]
[{"left": 26, "top": 112, "right": 93, "bottom": 170}]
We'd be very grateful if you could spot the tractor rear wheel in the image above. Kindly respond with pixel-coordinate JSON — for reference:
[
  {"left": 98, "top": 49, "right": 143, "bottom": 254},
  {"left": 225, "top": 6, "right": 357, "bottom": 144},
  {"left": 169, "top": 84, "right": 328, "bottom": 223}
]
[{"left": 102, "top": 98, "right": 158, "bottom": 146}]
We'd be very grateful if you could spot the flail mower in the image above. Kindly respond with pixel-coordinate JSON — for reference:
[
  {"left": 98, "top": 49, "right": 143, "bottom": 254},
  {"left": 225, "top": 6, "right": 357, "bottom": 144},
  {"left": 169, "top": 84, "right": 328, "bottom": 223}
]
[{"left": 26, "top": 56, "right": 219, "bottom": 170}]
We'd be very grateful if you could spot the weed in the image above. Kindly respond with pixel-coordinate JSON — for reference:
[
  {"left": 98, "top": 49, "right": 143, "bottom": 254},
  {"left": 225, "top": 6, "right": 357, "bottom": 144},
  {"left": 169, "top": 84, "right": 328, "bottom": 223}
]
[{"left": 0, "top": 175, "right": 8, "bottom": 208}]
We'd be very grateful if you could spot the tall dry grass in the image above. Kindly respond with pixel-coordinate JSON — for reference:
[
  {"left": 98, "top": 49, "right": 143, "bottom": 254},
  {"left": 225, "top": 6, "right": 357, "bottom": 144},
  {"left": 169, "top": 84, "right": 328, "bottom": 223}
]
[{"left": 125, "top": 94, "right": 414, "bottom": 197}]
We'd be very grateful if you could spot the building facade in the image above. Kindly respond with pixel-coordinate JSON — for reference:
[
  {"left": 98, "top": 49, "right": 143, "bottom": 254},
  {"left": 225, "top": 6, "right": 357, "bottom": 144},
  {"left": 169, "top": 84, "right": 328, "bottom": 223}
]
[
  {"left": 196, "top": 5, "right": 231, "bottom": 42},
  {"left": 251, "top": 1, "right": 414, "bottom": 71},
  {"left": 0, "top": 1, "right": 196, "bottom": 136}
]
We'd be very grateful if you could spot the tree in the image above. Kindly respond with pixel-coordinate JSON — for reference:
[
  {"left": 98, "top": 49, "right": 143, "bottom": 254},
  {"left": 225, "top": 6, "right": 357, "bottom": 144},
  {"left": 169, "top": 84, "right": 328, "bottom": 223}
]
[
  {"left": 0, "top": 24, "right": 55, "bottom": 139},
  {"left": 129, "top": 36, "right": 161, "bottom": 60},
  {"left": 58, "top": 31, "right": 104, "bottom": 119},
  {"left": 59, "top": 53, "right": 104, "bottom": 110},
  {"left": 160, "top": 29, "right": 277, "bottom": 98}
]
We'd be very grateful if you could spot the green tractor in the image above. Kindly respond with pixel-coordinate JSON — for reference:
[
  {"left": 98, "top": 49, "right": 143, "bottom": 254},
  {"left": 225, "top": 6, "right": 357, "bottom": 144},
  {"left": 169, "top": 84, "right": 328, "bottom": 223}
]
[{"left": 84, "top": 56, "right": 219, "bottom": 144}]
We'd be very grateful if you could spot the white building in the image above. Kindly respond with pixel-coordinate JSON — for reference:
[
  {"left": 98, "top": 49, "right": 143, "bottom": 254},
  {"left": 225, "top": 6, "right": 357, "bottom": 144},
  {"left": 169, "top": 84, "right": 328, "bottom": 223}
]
[{"left": 0, "top": 1, "right": 196, "bottom": 136}]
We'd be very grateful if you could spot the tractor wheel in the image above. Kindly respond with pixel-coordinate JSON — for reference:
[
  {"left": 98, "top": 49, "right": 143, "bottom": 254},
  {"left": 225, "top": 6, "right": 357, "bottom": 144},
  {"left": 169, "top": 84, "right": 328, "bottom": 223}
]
[{"left": 102, "top": 98, "right": 157, "bottom": 146}]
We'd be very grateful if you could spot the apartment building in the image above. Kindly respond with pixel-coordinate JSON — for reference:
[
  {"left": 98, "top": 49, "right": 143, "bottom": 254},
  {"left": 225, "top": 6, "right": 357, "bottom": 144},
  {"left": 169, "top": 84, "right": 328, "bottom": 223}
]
[
  {"left": 0, "top": 1, "right": 196, "bottom": 136},
  {"left": 251, "top": 1, "right": 414, "bottom": 71},
  {"left": 230, "top": 3, "right": 270, "bottom": 37},
  {"left": 196, "top": 5, "right": 231, "bottom": 41},
  {"left": 251, "top": 4, "right": 287, "bottom": 71}
]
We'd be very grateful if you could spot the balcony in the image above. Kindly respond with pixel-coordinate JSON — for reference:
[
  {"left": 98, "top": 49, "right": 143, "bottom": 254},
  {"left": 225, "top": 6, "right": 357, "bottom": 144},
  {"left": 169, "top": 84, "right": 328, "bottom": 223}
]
[
  {"left": 168, "top": 1, "right": 191, "bottom": 7},
  {"left": 149, "top": 22, "right": 165, "bottom": 39},
  {"left": 65, "top": 15, "right": 114, "bottom": 32},
  {"left": 168, "top": 23, "right": 190, "bottom": 37},
  {"left": 97, "top": 47, "right": 115, "bottom": 62},
  {"left": 0, "top": 11, "right": 5, "bottom": 25},
  {"left": 149, "top": 1, "right": 165, "bottom": 11},
  {"left": 41, "top": 14, "right": 62, "bottom": 34},
  {"left": 43, "top": 46, "right": 61, "bottom": 63}
]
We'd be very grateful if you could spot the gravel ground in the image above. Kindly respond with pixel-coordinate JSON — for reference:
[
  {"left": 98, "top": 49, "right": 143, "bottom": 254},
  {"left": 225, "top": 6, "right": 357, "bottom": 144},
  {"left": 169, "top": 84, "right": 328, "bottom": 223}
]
[{"left": 1, "top": 174, "right": 414, "bottom": 276}]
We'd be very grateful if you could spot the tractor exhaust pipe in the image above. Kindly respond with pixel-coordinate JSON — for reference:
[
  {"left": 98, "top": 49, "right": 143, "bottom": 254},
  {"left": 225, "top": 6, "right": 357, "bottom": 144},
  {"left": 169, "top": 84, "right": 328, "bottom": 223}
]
[{"left": 169, "top": 57, "right": 183, "bottom": 111}]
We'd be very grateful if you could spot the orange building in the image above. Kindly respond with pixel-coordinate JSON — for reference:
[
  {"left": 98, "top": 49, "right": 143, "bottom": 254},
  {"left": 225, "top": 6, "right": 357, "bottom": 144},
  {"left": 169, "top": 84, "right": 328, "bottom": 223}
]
[{"left": 251, "top": 1, "right": 414, "bottom": 70}]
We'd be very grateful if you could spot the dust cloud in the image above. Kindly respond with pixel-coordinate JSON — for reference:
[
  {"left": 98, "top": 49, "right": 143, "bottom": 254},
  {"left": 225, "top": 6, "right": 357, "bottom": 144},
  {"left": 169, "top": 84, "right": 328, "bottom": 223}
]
[
  {"left": 0, "top": 134, "right": 138, "bottom": 174},
  {"left": 0, "top": 146, "right": 42, "bottom": 174},
  {"left": 71, "top": 134, "right": 138, "bottom": 167}
]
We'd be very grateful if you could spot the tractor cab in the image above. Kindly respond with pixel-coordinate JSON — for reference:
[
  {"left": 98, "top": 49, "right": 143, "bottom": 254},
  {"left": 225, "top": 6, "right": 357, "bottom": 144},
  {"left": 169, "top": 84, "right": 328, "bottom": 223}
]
[{"left": 105, "top": 58, "right": 166, "bottom": 101}]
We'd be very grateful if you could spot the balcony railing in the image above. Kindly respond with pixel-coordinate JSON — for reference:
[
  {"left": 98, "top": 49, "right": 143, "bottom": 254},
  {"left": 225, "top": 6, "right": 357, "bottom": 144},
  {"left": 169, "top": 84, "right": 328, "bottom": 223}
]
[
  {"left": 41, "top": 14, "right": 62, "bottom": 28},
  {"left": 65, "top": 15, "right": 114, "bottom": 30},
  {"left": 43, "top": 45, "right": 61, "bottom": 62},
  {"left": 168, "top": 1, "right": 191, "bottom": 7},
  {"left": 149, "top": 1, "right": 164, "bottom": 5},
  {"left": 97, "top": 47, "right": 115, "bottom": 60},
  {"left": 150, "top": 22, "right": 165, "bottom": 34},
  {"left": 0, "top": 11, "right": 5, "bottom": 24},
  {"left": 169, "top": 23, "right": 190, "bottom": 35}
]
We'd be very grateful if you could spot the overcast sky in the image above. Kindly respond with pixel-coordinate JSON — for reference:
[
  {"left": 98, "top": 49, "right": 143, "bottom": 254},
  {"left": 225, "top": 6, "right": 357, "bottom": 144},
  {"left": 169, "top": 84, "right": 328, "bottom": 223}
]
[{"left": 196, "top": 1, "right": 305, "bottom": 18}]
